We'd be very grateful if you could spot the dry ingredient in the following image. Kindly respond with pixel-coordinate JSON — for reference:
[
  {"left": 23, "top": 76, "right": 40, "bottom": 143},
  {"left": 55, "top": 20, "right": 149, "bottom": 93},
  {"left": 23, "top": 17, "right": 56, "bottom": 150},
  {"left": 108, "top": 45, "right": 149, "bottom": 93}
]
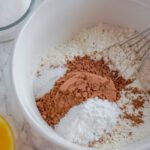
[
  {"left": 0, "top": 0, "right": 31, "bottom": 27},
  {"left": 123, "top": 112, "right": 144, "bottom": 125},
  {"left": 55, "top": 97, "right": 120, "bottom": 145},
  {"left": 132, "top": 98, "right": 144, "bottom": 109},
  {"left": 121, "top": 87, "right": 146, "bottom": 126},
  {"left": 34, "top": 23, "right": 150, "bottom": 148},
  {"left": 36, "top": 56, "right": 131, "bottom": 125}
]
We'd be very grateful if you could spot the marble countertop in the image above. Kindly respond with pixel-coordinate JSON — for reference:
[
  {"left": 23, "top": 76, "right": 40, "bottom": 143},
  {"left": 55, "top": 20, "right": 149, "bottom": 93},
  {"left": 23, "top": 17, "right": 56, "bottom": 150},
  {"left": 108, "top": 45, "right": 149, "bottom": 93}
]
[
  {"left": 0, "top": 1, "right": 52, "bottom": 149},
  {"left": 0, "top": 40, "right": 60, "bottom": 150},
  {"left": 0, "top": 42, "right": 23, "bottom": 149},
  {"left": 0, "top": 41, "right": 39, "bottom": 150},
  {"left": 1, "top": 1, "right": 150, "bottom": 150}
]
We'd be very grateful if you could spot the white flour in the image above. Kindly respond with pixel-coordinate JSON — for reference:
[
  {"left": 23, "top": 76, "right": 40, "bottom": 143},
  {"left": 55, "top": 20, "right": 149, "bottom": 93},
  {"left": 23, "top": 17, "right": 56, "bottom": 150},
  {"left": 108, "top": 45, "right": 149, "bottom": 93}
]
[
  {"left": 39, "top": 23, "right": 136, "bottom": 67},
  {"left": 34, "top": 67, "right": 66, "bottom": 98},
  {"left": 35, "top": 23, "right": 150, "bottom": 148},
  {"left": 55, "top": 97, "right": 120, "bottom": 145}
]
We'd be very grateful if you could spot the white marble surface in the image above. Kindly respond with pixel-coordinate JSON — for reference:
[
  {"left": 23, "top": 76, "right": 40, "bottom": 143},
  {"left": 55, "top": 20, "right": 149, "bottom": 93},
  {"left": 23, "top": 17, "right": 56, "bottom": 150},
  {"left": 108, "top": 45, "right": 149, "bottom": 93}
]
[
  {"left": 0, "top": 1, "right": 55, "bottom": 150},
  {"left": 1, "top": 1, "right": 150, "bottom": 150},
  {"left": 0, "top": 43, "right": 66, "bottom": 150},
  {"left": 0, "top": 41, "right": 41, "bottom": 150},
  {"left": 0, "top": 41, "right": 29, "bottom": 149}
]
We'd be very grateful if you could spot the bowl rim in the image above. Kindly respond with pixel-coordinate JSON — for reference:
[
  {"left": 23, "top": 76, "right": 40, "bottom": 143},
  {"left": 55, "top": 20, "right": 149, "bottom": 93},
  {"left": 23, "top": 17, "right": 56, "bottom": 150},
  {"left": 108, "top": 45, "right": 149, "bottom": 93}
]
[
  {"left": 0, "top": 0, "right": 35, "bottom": 31},
  {"left": 11, "top": 1, "right": 89, "bottom": 149},
  {"left": 11, "top": 0, "right": 150, "bottom": 150}
]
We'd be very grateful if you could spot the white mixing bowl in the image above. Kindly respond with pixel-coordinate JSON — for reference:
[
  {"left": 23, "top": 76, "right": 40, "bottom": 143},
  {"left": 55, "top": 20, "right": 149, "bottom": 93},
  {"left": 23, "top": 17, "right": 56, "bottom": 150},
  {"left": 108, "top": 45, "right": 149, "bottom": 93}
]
[{"left": 12, "top": 0, "right": 150, "bottom": 149}]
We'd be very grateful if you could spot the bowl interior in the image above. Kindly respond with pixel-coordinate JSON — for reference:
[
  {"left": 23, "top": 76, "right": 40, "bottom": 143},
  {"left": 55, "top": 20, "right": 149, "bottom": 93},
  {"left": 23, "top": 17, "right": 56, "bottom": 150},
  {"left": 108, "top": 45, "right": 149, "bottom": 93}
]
[{"left": 12, "top": 0, "right": 150, "bottom": 149}]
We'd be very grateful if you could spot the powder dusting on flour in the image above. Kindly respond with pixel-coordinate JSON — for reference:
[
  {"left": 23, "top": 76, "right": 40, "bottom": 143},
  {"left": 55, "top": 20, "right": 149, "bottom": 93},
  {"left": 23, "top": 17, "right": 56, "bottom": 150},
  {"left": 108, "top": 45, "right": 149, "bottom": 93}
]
[{"left": 55, "top": 97, "right": 120, "bottom": 145}]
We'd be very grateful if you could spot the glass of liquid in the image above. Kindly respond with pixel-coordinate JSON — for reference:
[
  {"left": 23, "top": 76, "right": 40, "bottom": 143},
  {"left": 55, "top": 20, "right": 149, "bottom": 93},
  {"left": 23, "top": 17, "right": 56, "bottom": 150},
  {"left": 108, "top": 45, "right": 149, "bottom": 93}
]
[{"left": 0, "top": 115, "right": 14, "bottom": 150}]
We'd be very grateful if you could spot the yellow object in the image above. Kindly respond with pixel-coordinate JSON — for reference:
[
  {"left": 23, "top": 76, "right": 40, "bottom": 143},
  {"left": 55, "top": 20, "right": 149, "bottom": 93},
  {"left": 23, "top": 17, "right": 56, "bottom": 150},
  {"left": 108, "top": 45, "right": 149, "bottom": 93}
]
[{"left": 0, "top": 116, "right": 14, "bottom": 150}]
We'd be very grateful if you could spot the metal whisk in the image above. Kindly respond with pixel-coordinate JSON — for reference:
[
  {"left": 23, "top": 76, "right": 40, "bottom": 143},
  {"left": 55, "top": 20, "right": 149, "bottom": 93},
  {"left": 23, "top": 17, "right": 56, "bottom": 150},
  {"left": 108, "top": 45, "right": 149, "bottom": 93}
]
[
  {"left": 120, "top": 28, "right": 150, "bottom": 62},
  {"left": 101, "top": 28, "right": 150, "bottom": 78},
  {"left": 101, "top": 28, "right": 150, "bottom": 111}
]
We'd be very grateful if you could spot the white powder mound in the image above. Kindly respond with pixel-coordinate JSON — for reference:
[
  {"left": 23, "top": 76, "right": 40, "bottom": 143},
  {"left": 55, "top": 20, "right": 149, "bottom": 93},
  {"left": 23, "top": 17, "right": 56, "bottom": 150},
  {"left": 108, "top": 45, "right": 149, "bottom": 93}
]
[
  {"left": 55, "top": 97, "right": 120, "bottom": 145},
  {"left": 34, "top": 67, "right": 67, "bottom": 98}
]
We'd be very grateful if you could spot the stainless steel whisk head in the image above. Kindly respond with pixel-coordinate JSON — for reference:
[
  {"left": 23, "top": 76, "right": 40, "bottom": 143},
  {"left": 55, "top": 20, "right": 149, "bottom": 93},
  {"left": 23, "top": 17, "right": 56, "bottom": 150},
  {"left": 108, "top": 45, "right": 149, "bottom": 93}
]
[
  {"left": 100, "top": 28, "right": 150, "bottom": 79},
  {"left": 120, "top": 28, "right": 150, "bottom": 63},
  {"left": 92, "top": 29, "right": 150, "bottom": 114}
]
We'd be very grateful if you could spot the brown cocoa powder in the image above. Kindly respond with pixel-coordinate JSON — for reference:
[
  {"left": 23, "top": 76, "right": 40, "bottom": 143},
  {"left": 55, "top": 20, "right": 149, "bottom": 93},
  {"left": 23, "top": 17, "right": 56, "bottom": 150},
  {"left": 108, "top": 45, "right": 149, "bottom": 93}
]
[
  {"left": 132, "top": 98, "right": 144, "bottom": 109},
  {"left": 36, "top": 56, "right": 131, "bottom": 126},
  {"left": 123, "top": 112, "right": 144, "bottom": 126},
  {"left": 122, "top": 87, "right": 145, "bottom": 125}
]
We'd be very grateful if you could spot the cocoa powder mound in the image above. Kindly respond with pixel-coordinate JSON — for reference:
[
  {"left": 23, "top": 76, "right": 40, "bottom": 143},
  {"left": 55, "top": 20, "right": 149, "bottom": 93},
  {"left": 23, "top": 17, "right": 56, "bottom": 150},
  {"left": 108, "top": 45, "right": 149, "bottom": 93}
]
[
  {"left": 66, "top": 56, "right": 132, "bottom": 92},
  {"left": 36, "top": 56, "right": 131, "bottom": 126}
]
